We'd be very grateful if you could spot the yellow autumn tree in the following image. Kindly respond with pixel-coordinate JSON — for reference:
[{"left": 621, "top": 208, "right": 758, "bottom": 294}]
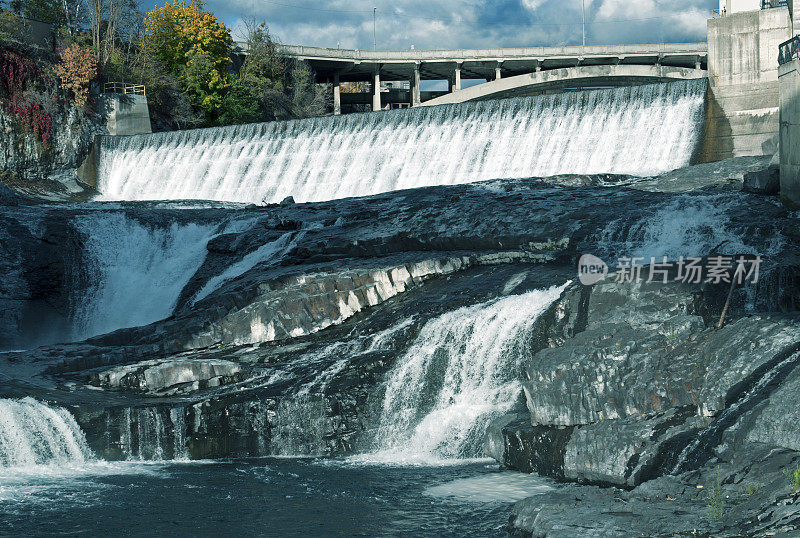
[{"left": 143, "top": 0, "right": 232, "bottom": 119}]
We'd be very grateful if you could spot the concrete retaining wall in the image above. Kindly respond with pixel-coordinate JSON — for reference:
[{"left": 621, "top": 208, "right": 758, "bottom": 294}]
[
  {"left": 779, "top": 57, "right": 800, "bottom": 206},
  {"left": 99, "top": 94, "right": 152, "bottom": 136},
  {"left": 700, "top": 7, "right": 791, "bottom": 162}
]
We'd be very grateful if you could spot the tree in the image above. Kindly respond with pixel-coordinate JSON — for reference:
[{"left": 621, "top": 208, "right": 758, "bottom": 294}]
[
  {"left": 143, "top": 0, "right": 231, "bottom": 121},
  {"left": 54, "top": 42, "right": 97, "bottom": 109},
  {"left": 20, "top": 0, "right": 66, "bottom": 25},
  {"left": 87, "top": 0, "right": 139, "bottom": 65},
  {"left": 218, "top": 21, "right": 327, "bottom": 125}
]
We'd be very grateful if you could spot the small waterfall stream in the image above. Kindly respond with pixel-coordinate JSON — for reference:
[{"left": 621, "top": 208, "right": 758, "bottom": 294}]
[
  {"left": 0, "top": 398, "right": 93, "bottom": 469},
  {"left": 95, "top": 80, "right": 706, "bottom": 204},
  {"left": 114, "top": 407, "right": 189, "bottom": 461},
  {"left": 365, "top": 284, "right": 568, "bottom": 463}
]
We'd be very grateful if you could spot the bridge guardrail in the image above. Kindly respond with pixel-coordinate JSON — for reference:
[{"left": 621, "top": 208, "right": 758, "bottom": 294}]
[{"left": 779, "top": 35, "right": 800, "bottom": 66}]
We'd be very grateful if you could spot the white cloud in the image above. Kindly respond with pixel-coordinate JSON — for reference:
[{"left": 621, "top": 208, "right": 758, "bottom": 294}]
[
  {"left": 208, "top": 0, "right": 715, "bottom": 51},
  {"left": 521, "top": 0, "right": 548, "bottom": 10}
]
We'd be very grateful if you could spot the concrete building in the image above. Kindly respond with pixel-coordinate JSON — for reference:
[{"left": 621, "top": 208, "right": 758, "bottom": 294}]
[
  {"left": 98, "top": 93, "right": 152, "bottom": 136},
  {"left": 779, "top": 35, "right": 800, "bottom": 206},
  {"left": 789, "top": 0, "right": 800, "bottom": 33},
  {"left": 720, "top": 0, "right": 763, "bottom": 15},
  {"left": 700, "top": 5, "right": 791, "bottom": 161}
]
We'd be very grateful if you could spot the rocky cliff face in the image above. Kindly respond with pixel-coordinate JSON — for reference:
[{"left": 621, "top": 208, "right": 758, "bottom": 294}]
[
  {"left": 0, "top": 105, "right": 104, "bottom": 198},
  {"left": 1, "top": 159, "right": 800, "bottom": 535}
]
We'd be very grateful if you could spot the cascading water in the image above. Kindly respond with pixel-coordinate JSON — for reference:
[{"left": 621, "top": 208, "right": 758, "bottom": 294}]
[
  {"left": 70, "top": 212, "right": 295, "bottom": 341},
  {"left": 0, "top": 398, "right": 93, "bottom": 469},
  {"left": 95, "top": 80, "right": 706, "bottom": 204},
  {"left": 115, "top": 407, "right": 188, "bottom": 460},
  {"left": 268, "top": 318, "right": 416, "bottom": 456},
  {"left": 71, "top": 213, "right": 217, "bottom": 340},
  {"left": 595, "top": 193, "right": 784, "bottom": 262},
  {"left": 364, "top": 284, "right": 568, "bottom": 464}
]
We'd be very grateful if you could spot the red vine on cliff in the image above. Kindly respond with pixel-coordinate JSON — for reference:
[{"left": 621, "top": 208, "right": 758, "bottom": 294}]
[{"left": 0, "top": 47, "right": 54, "bottom": 148}]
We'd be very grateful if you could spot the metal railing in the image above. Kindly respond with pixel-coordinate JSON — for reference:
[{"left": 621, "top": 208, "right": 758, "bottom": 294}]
[
  {"left": 780, "top": 35, "right": 800, "bottom": 65},
  {"left": 762, "top": 0, "right": 788, "bottom": 9},
  {"left": 103, "top": 82, "right": 146, "bottom": 96}
]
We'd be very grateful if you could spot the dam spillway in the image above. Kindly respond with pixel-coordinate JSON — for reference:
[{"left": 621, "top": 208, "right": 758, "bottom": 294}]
[{"left": 94, "top": 79, "right": 707, "bottom": 204}]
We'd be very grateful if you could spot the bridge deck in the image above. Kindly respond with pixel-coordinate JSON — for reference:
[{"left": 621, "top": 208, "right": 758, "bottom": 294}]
[{"left": 248, "top": 43, "right": 708, "bottom": 82}]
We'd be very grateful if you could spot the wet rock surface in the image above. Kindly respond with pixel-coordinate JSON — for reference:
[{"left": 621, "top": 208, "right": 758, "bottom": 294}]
[{"left": 1, "top": 159, "right": 800, "bottom": 535}]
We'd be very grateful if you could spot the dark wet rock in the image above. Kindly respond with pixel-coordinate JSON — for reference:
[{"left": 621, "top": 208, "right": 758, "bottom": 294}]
[
  {"left": 0, "top": 182, "right": 18, "bottom": 206},
  {"left": 0, "top": 106, "right": 105, "bottom": 200},
  {"left": 508, "top": 444, "right": 800, "bottom": 537},
  {"left": 743, "top": 367, "right": 800, "bottom": 451},
  {"left": 1, "top": 158, "right": 800, "bottom": 538},
  {"left": 631, "top": 155, "right": 774, "bottom": 192},
  {"left": 742, "top": 166, "right": 780, "bottom": 194},
  {"left": 279, "top": 195, "right": 295, "bottom": 206},
  {"left": 485, "top": 278, "right": 800, "bottom": 488}
]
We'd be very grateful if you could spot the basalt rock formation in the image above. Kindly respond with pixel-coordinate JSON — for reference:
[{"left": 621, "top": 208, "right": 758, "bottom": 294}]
[{"left": 1, "top": 158, "right": 800, "bottom": 535}]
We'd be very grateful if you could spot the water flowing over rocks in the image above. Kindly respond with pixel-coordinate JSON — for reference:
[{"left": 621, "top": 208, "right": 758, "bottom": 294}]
[{"left": 2, "top": 151, "right": 800, "bottom": 534}]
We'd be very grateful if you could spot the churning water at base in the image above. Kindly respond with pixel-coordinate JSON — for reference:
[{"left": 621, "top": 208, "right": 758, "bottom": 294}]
[
  {"left": 96, "top": 80, "right": 706, "bottom": 204},
  {"left": 365, "top": 284, "right": 568, "bottom": 464},
  {"left": 0, "top": 398, "right": 92, "bottom": 469}
]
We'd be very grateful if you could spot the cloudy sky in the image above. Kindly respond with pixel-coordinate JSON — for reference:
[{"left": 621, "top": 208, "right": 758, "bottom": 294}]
[{"left": 193, "top": 0, "right": 717, "bottom": 50}]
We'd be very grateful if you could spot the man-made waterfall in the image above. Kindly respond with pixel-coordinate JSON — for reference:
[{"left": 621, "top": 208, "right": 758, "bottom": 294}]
[
  {"left": 0, "top": 398, "right": 93, "bottom": 469},
  {"left": 71, "top": 213, "right": 217, "bottom": 340},
  {"left": 95, "top": 80, "right": 706, "bottom": 204},
  {"left": 365, "top": 284, "right": 568, "bottom": 464}
]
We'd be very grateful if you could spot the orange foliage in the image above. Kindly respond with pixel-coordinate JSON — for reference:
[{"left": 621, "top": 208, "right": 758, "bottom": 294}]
[{"left": 55, "top": 44, "right": 98, "bottom": 109}]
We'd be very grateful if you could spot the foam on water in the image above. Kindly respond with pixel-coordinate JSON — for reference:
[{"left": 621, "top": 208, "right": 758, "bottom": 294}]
[
  {"left": 95, "top": 80, "right": 706, "bottom": 204},
  {"left": 423, "top": 472, "right": 553, "bottom": 503},
  {"left": 363, "top": 284, "right": 569, "bottom": 465}
]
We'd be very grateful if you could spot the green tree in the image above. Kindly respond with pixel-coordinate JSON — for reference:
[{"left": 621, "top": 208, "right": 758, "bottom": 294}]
[
  {"left": 218, "top": 22, "right": 327, "bottom": 125},
  {"left": 143, "top": 0, "right": 232, "bottom": 121},
  {"left": 218, "top": 75, "right": 259, "bottom": 125},
  {"left": 20, "top": 0, "right": 65, "bottom": 25}
]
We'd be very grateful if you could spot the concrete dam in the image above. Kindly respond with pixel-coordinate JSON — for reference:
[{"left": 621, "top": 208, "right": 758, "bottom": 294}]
[{"left": 93, "top": 79, "right": 706, "bottom": 204}]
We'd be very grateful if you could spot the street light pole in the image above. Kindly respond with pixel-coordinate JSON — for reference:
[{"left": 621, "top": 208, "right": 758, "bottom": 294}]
[
  {"left": 373, "top": 7, "right": 377, "bottom": 51},
  {"left": 582, "top": 0, "right": 586, "bottom": 47}
]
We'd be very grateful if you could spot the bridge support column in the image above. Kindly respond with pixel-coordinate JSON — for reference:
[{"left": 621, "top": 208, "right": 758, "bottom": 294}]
[
  {"left": 454, "top": 64, "right": 462, "bottom": 91},
  {"left": 333, "top": 73, "right": 341, "bottom": 115},
  {"left": 495, "top": 62, "right": 502, "bottom": 80},
  {"left": 372, "top": 68, "right": 382, "bottom": 111},
  {"left": 411, "top": 63, "right": 421, "bottom": 106}
]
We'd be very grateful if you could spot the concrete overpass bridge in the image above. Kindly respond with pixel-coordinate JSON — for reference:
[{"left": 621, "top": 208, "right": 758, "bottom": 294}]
[{"left": 259, "top": 43, "right": 708, "bottom": 113}]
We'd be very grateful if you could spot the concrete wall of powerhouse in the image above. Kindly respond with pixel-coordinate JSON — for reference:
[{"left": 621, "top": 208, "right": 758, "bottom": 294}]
[
  {"left": 721, "top": 0, "right": 762, "bottom": 14},
  {"left": 779, "top": 58, "right": 800, "bottom": 206},
  {"left": 701, "top": 7, "right": 791, "bottom": 162}
]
